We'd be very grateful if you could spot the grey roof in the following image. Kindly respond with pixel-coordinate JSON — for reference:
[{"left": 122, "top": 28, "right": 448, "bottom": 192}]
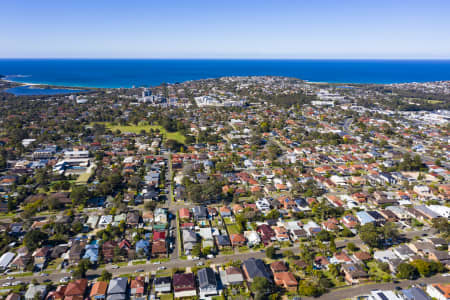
[
  {"left": 401, "top": 287, "right": 431, "bottom": 300},
  {"left": 216, "top": 235, "right": 231, "bottom": 246},
  {"left": 198, "top": 267, "right": 217, "bottom": 289},
  {"left": 243, "top": 258, "right": 272, "bottom": 281},
  {"left": 183, "top": 230, "right": 198, "bottom": 243},
  {"left": 25, "top": 285, "right": 47, "bottom": 300},
  {"left": 415, "top": 205, "right": 441, "bottom": 219},
  {"left": 193, "top": 206, "right": 208, "bottom": 218},
  {"left": 106, "top": 294, "right": 127, "bottom": 300},
  {"left": 356, "top": 211, "right": 376, "bottom": 224},
  {"left": 367, "top": 210, "right": 385, "bottom": 221},
  {"left": 154, "top": 276, "right": 171, "bottom": 285},
  {"left": 394, "top": 244, "right": 415, "bottom": 256},
  {"left": 0, "top": 252, "right": 15, "bottom": 269},
  {"left": 107, "top": 277, "right": 128, "bottom": 295}
]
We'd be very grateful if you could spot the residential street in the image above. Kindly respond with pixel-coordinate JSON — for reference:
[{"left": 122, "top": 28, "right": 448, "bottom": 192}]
[{"left": 304, "top": 274, "right": 450, "bottom": 300}]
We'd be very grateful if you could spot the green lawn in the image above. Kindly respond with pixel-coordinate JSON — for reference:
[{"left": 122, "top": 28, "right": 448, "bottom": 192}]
[
  {"left": 323, "top": 270, "right": 347, "bottom": 288},
  {"left": 91, "top": 122, "right": 186, "bottom": 144},
  {"left": 159, "top": 294, "right": 174, "bottom": 300},
  {"left": 226, "top": 224, "right": 241, "bottom": 234},
  {"left": 367, "top": 261, "right": 391, "bottom": 281},
  {"left": 75, "top": 171, "right": 92, "bottom": 184},
  {"left": 150, "top": 258, "right": 170, "bottom": 263},
  {"left": 46, "top": 258, "right": 63, "bottom": 270},
  {"left": 11, "top": 272, "right": 33, "bottom": 277},
  {"left": 238, "top": 246, "right": 250, "bottom": 253},
  {"left": 223, "top": 217, "right": 235, "bottom": 225},
  {"left": 132, "top": 260, "right": 147, "bottom": 265}
]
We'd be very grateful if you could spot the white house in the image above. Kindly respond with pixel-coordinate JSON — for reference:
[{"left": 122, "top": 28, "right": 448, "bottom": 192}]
[{"left": 426, "top": 283, "right": 449, "bottom": 300}]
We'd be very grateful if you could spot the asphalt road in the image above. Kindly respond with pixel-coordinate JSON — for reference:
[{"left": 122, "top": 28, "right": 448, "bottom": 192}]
[
  {"left": 0, "top": 246, "right": 297, "bottom": 285},
  {"left": 304, "top": 274, "right": 450, "bottom": 300}
]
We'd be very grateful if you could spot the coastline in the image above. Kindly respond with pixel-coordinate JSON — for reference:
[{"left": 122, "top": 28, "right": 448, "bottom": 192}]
[
  {"left": 1, "top": 59, "right": 450, "bottom": 89},
  {"left": 1, "top": 78, "right": 98, "bottom": 90}
]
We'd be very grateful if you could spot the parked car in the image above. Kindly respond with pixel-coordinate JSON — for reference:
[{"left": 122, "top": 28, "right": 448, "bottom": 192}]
[{"left": 60, "top": 276, "right": 70, "bottom": 283}]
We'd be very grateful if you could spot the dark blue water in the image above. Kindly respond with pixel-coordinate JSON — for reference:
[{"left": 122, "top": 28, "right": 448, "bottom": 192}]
[
  {"left": 1, "top": 59, "right": 450, "bottom": 88},
  {"left": 5, "top": 85, "right": 88, "bottom": 96}
]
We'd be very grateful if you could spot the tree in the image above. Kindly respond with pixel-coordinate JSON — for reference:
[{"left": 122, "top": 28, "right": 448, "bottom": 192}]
[
  {"left": 191, "top": 243, "right": 201, "bottom": 258},
  {"left": 23, "top": 229, "right": 48, "bottom": 251},
  {"left": 347, "top": 242, "right": 358, "bottom": 252},
  {"left": 266, "top": 246, "right": 276, "bottom": 259},
  {"left": 359, "top": 223, "right": 381, "bottom": 248},
  {"left": 250, "top": 277, "right": 273, "bottom": 300},
  {"left": 329, "top": 238, "right": 337, "bottom": 253},
  {"left": 283, "top": 250, "right": 294, "bottom": 259},
  {"left": 99, "top": 270, "right": 112, "bottom": 281},
  {"left": 70, "top": 185, "right": 89, "bottom": 206},
  {"left": 298, "top": 280, "right": 324, "bottom": 297},
  {"left": 411, "top": 259, "right": 444, "bottom": 277},
  {"left": 316, "top": 230, "right": 332, "bottom": 242},
  {"left": 382, "top": 222, "right": 400, "bottom": 241},
  {"left": 341, "top": 227, "right": 354, "bottom": 237},
  {"left": 73, "top": 259, "right": 91, "bottom": 279},
  {"left": 431, "top": 218, "right": 450, "bottom": 237},
  {"left": 397, "top": 263, "right": 419, "bottom": 280},
  {"left": 202, "top": 246, "right": 212, "bottom": 257}
]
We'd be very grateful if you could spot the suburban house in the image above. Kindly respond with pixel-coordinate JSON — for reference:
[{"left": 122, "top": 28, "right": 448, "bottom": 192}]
[
  {"left": 173, "top": 273, "right": 197, "bottom": 298},
  {"left": 32, "top": 246, "right": 51, "bottom": 271},
  {"left": 46, "top": 285, "right": 66, "bottom": 300},
  {"left": 107, "top": 278, "right": 128, "bottom": 300},
  {"left": 341, "top": 263, "right": 369, "bottom": 284},
  {"left": 219, "top": 266, "right": 244, "bottom": 286},
  {"left": 25, "top": 285, "right": 48, "bottom": 300},
  {"left": 426, "top": 283, "right": 450, "bottom": 300},
  {"left": 102, "top": 241, "right": 118, "bottom": 263},
  {"left": 90, "top": 281, "right": 108, "bottom": 300},
  {"left": 64, "top": 279, "right": 88, "bottom": 300},
  {"left": 198, "top": 267, "right": 219, "bottom": 298},
  {"left": 230, "top": 233, "right": 246, "bottom": 247},
  {"left": 273, "top": 272, "right": 298, "bottom": 292},
  {"left": 130, "top": 276, "right": 145, "bottom": 299},
  {"left": 151, "top": 240, "right": 168, "bottom": 258},
  {"left": 242, "top": 258, "right": 272, "bottom": 283},
  {"left": 154, "top": 276, "right": 171, "bottom": 294}
]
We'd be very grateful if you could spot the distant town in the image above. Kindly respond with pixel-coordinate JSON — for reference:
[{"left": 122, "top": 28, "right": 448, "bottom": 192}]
[{"left": 0, "top": 76, "right": 448, "bottom": 300}]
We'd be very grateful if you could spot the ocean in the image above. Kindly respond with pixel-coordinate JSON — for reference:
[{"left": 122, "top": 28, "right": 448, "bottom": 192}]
[{"left": 1, "top": 59, "right": 450, "bottom": 88}]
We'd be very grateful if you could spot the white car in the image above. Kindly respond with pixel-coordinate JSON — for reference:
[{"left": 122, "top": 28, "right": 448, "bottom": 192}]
[
  {"left": 152, "top": 261, "right": 161, "bottom": 265},
  {"left": 197, "top": 261, "right": 204, "bottom": 266},
  {"left": 111, "top": 265, "right": 119, "bottom": 269},
  {"left": 60, "top": 276, "right": 70, "bottom": 283},
  {"left": 2, "top": 282, "right": 11, "bottom": 287},
  {"left": 6, "top": 276, "right": 14, "bottom": 280},
  {"left": 157, "top": 266, "right": 166, "bottom": 271},
  {"left": 12, "top": 281, "right": 22, "bottom": 286}
]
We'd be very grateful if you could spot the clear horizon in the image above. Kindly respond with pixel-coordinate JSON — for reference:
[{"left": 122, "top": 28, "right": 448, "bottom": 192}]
[{"left": 1, "top": 0, "right": 450, "bottom": 59}]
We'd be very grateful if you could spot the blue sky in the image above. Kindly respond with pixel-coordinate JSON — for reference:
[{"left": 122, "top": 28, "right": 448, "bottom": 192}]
[{"left": 1, "top": 0, "right": 449, "bottom": 58}]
